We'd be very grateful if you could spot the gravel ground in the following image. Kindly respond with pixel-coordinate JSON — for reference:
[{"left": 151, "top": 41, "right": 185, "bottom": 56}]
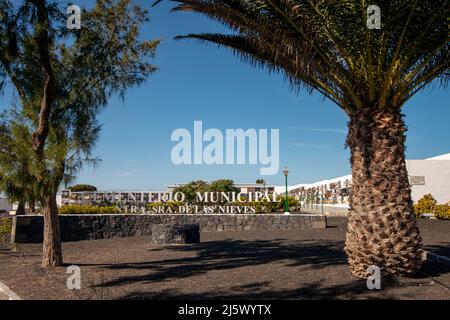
[{"left": 0, "top": 217, "right": 449, "bottom": 300}]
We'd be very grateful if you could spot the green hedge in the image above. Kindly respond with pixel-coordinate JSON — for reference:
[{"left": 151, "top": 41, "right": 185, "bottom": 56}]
[
  {"left": 59, "top": 205, "right": 121, "bottom": 214},
  {"left": 228, "top": 196, "right": 300, "bottom": 213},
  {"left": 59, "top": 197, "right": 302, "bottom": 215},
  {"left": 0, "top": 218, "right": 12, "bottom": 244},
  {"left": 146, "top": 201, "right": 184, "bottom": 209}
]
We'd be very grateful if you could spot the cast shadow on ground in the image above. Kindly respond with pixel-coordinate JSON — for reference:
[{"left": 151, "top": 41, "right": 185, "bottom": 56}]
[
  {"left": 89, "top": 239, "right": 346, "bottom": 287},
  {"left": 116, "top": 279, "right": 383, "bottom": 300},
  {"left": 425, "top": 243, "right": 450, "bottom": 260},
  {"left": 79, "top": 238, "right": 450, "bottom": 299}
]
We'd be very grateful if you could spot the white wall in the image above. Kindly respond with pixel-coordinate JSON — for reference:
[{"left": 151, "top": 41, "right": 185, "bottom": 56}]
[
  {"left": 282, "top": 157, "right": 450, "bottom": 205},
  {"left": 0, "top": 198, "right": 12, "bottom": 211},
  {"left": 56, "top": 193, "right": 62, "bottom": 208},
  {"left": 406, "top": 159, "right": 450, "bottom": 204}
]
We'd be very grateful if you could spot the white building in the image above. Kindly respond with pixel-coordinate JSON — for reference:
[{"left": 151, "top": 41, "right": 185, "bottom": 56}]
[
  {"left": 278, "top": 153, "right": 450, "bottom": 204},
  {"left": 407, "top": 153, "right": 450, "bottom": 203},
  {"left": 167, "top": 183, "right": 275, "bottom": 194}
]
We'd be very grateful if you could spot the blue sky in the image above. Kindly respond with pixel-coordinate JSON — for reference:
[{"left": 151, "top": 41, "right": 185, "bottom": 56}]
[{"left": 2, "top": 1, "right": 450, "bottom": 190}]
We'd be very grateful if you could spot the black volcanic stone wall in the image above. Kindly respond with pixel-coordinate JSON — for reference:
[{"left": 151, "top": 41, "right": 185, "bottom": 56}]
[
  {"left": 151, "top": 224, "right": 200, "bottom": 244},
  {"left": 12, "top": 214, "right": 327, "bottom": 243}
]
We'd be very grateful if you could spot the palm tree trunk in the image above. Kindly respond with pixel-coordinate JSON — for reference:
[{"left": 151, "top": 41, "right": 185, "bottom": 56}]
[
  {"left": 42, "top": 193, "right": 63, "bottom": 267},
  {"left": 345, "top": 108, "right": 423, "bottom": 278}
]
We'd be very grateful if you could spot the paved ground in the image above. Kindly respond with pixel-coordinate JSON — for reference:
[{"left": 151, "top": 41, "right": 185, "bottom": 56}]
[{"left": 0, "top": 217, "right": 449, "bottom": 300}]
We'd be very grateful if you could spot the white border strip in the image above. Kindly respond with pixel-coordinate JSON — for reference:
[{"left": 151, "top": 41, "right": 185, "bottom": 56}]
[{"left": 0, "top": 281, "right": 21, "bottom": 300}]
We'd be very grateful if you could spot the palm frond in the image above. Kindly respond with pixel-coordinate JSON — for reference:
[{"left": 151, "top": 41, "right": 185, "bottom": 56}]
[{"left": 172, "top": 0, "right": 450, "bottom": 110}]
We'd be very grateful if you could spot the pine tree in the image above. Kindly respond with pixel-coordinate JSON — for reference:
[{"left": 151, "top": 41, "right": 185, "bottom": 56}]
[{"left": 0, "top": 0, "right": 159, "bottom": 266}]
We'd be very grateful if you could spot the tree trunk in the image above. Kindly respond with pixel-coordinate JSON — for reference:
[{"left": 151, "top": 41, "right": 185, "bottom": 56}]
[
  {"left": 345, "top": 108, "right": 423, "bottom": 278},
  {"left": 42, "top": 193, "right": 63, "bottom": 267},
  {"left": 16, "top": 201, "right": 25, "bottom": 215},
  {"left": 28, "top": 201, "right": 36, "bottom": 214}
]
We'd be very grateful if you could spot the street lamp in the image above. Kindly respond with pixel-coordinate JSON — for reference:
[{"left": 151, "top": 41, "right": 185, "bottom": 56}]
[{"left": 283, "top": 166, "right": 290, "bottom": 215}]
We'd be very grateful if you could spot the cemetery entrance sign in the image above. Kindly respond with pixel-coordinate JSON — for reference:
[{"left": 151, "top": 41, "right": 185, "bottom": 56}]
[{"left": 61, "top": 190, "right": 283, "bottom": 214}]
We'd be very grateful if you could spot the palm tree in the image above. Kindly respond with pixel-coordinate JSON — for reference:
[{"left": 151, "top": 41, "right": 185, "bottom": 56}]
[{"left": 171, "top": 0, "right": 449, "bottom": 277}]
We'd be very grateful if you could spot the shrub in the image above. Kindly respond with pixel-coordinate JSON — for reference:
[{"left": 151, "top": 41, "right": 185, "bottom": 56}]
[
  {"left": 413, "top": 194, "right": 437, "bottom": 218},
  {"left": 228, "top": 196, "right": 299, "bottom": 213},
  {"left": 276, "top": 196, "right": 300, "bottom": 210},
  {"left": 434, "top": 204, "right": 450, "bottom": 220},
  {"left": 0, "top": 218, "right": 12, "bottom": 245},
  {"left": 59, "top": 205, "right": 120, "bottom": 214},
  {"left": 67, "top": 184, "right": 97, "bottom": 192},
  {"left": 414, "top": 194, "right": 450, "bottom": 220},
  {"left": 228, "top": 200, "right": 275, "bottom": 213}
]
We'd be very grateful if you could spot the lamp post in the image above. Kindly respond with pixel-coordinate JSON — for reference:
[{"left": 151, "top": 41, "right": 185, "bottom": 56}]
[{"left": 283, "top": 166, "right": 290, "bottom": 215}]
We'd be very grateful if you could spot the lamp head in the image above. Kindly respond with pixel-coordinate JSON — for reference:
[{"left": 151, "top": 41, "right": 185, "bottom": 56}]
[{"left": 283, "top": 166, "right": 289, "bottom": 177}]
